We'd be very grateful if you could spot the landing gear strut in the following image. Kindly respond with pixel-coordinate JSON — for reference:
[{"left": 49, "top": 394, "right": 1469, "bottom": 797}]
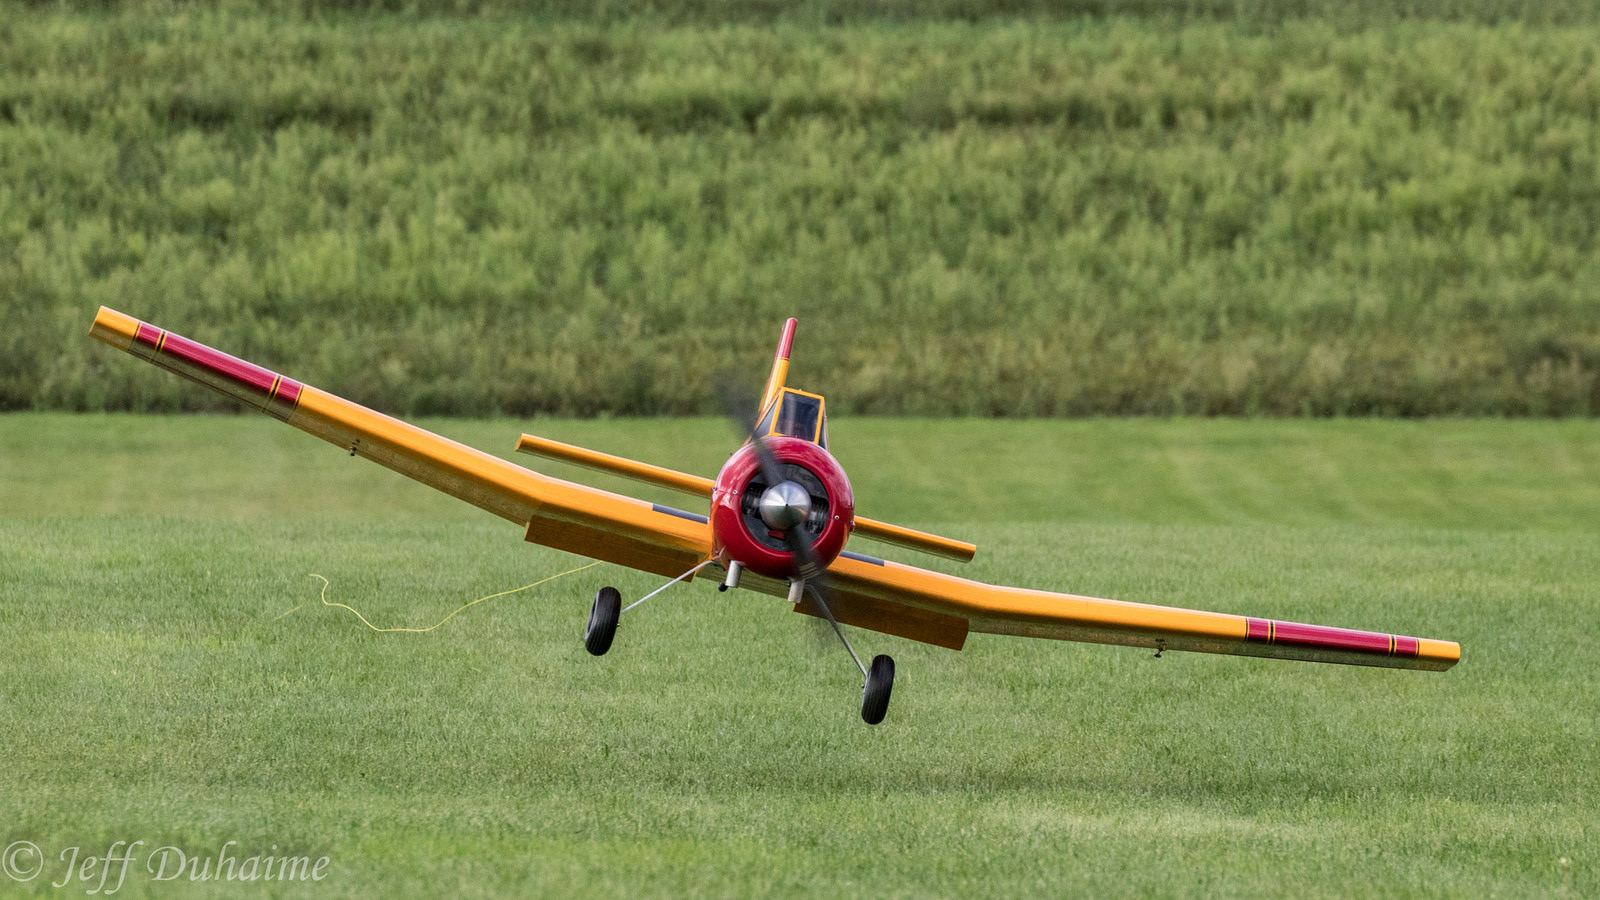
[
  {"left": 799, "top": 580, "right": 896, "bottom": 725},
  {"left": 584, "top": 567, "right": 897, "bottom": 725},
  {"left": 582, "top": 561, "right": 715, "bottom": 657}
]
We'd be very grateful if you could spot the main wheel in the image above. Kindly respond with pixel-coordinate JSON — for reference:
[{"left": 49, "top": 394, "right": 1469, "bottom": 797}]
[
  {"left": 860, "top": 654, "right": 895, "bottom": 725},
  {"left": 585, "top": 586, "right": 621, "bottom": 656}
]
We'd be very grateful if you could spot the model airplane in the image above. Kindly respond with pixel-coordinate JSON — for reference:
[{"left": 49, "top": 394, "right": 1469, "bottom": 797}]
[{"left": 90, "top": 308, "right": 1459, "bottom": 724}]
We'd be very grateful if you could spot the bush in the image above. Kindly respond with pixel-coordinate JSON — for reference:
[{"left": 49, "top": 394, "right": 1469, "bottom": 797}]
[{"left": 3, "top": 12, "right": 1597, "bottom": 415}]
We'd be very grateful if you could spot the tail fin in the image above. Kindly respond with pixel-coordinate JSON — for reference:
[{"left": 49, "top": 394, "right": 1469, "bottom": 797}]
[{"left": 757, "top": 318, "right": 797, "bottom": 417}]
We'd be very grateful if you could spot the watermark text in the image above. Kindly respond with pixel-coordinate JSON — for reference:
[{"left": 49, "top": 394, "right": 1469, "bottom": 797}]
[{"left": 3, "top": 840, "right": 330, "bottom": 893}]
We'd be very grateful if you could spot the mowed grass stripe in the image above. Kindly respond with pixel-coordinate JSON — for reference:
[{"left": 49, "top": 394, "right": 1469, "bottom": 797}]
[{"left": 7, "top": 414, "right": 1599, "bottom": 529}]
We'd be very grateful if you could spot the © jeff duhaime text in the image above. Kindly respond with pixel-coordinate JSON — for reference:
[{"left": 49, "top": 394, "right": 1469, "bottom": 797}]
[{"left": 3, "top": 839, "right": 331, "bottom": 893}]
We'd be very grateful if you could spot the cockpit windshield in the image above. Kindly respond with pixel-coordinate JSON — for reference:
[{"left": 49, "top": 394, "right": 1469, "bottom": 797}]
[
  {"left": 776, "top": 392, "right": 821, "bottom": 441},
  {"left": 757, "top": 389, "right": 828, "bottom": 448}
]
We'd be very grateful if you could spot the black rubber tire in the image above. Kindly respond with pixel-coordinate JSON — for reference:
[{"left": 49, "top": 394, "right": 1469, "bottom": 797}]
[
  {"left": 585, "top": 586, "right": 621, "bottom": 656},
  {"left": 860, "top": 654, "right": 895, "bottom": 725}
]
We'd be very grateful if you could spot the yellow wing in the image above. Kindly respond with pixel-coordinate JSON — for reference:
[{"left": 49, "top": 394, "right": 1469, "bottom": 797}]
[
  {"left": 89, "top": 307, "right": 711, "bottom": 579},
  {"left": 90, "top": 307, "right": 1459, "bottom": 672},
  {"left": 773, "top": 550, "right": 1460, "bottom": 671}
]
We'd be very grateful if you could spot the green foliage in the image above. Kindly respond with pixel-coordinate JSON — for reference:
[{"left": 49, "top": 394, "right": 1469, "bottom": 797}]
[
  {"left": 2, "top": 415, "right": 1598, "bottom": 895},
  {"left": 13, "top": 0, "right": 1600, "bottom": 26},
  {"left": 3, "top": 11, "right": 1599, "bottom": 415}
]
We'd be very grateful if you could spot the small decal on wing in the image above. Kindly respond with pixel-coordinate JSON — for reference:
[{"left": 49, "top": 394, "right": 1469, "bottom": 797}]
[{"left": 651, "top": 504, "right": 709, "bottom": 525}]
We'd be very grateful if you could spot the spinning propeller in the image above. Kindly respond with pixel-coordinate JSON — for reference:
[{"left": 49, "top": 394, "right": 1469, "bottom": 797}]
[
  {"left": 583, "top": 379, "right": 895, "bottom": 724},
  {"left": 723, "top": 384, "right": 895, "bottom": 724}
]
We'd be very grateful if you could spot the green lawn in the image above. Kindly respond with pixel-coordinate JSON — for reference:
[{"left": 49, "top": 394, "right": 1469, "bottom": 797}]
[{"left": 1, "top": 413, "right": 1595, "bottom": 896}]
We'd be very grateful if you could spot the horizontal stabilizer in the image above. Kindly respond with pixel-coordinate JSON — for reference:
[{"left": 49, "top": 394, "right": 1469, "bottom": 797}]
[
  {"left": 517, "top": 433, "right": 714, "bottom": 496},
  {"left": 852, "top": 519, "right": 976, "bottom": 563},
  {"left": 517, "top": 431, "right": 976, "bottom": 562}
]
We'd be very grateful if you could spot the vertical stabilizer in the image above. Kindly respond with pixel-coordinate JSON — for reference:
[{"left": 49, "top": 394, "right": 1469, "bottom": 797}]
[{"left": 758, "top": 318, "right": 798, "bottom": 416}]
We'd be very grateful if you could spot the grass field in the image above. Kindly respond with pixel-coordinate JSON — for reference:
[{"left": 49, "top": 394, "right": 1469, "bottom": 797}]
[{"left": 1, "top": 412, "right": 1596, "bottom": 896}]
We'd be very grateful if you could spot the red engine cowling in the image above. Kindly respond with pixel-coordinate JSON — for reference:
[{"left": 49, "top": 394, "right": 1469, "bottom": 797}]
[{"left": 710, "top": 437, "right": 855, "bottom": 580}]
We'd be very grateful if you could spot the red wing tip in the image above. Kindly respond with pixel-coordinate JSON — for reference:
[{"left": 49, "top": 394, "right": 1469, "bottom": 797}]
[
  {"left": 115, "top": 314, "right": 304, "bottom": 418},
  {"left": 1246, "top": 617, "right": 1453, "bottom": 662}
]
